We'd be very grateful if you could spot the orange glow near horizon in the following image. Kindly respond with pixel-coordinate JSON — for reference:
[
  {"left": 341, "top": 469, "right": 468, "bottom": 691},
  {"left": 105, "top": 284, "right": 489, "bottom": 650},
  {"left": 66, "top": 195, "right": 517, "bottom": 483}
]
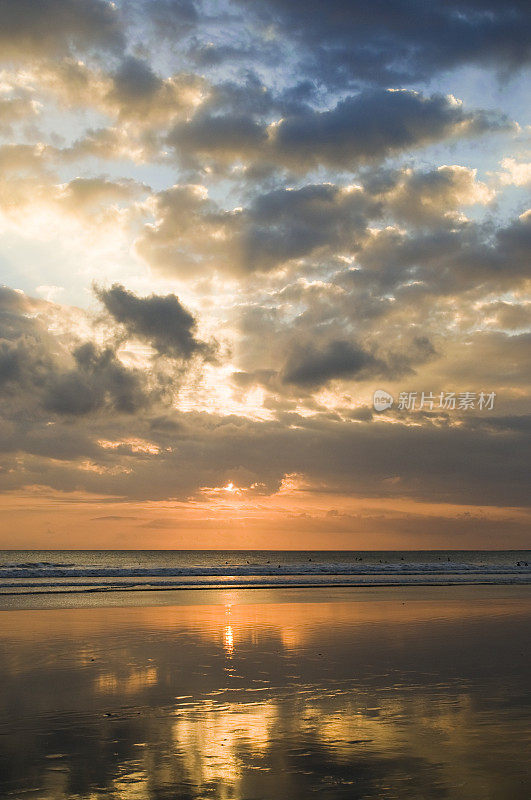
[{"left": 0, "top": 486, "right": 529, "bottom": 550}]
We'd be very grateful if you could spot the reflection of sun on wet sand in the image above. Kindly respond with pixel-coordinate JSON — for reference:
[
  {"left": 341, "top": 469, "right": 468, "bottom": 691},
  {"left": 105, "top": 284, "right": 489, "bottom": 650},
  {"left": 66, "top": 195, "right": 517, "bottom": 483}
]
[
  {"left": 2, "top": 585, "right": 530, "bottom": 641},
  {"left": 0, "top": 586, "right": 529, "bottom": 799}
]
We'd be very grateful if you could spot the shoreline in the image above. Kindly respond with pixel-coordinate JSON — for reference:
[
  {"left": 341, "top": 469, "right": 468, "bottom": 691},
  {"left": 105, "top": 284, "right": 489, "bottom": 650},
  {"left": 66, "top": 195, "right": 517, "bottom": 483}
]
[
  {"left": 1, "top": 581, "right": 530, "bottom": 612},
  {"left": 1, "top": 576, "right": 531, "bottom": 594}
]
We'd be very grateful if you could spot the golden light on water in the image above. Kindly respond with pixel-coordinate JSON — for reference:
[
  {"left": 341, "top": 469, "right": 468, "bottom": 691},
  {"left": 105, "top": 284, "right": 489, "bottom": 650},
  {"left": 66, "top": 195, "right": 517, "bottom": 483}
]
[{"left": 224, "top": 624, "right": 234, "bottom": 656}]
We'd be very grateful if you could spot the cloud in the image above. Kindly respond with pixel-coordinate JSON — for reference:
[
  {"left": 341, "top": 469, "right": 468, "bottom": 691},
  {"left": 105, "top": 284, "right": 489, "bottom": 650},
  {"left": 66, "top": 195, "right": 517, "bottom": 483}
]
[
  {"left": 0, "top": 400, "right": 529, "bottom": 507},
  {"left": 0, "top": 0, "right": 528, "bottom": 541},
  {"left": 57, "top": 176, "right": 148, "bottom": 212},
  {"left": 235, "top": 332, "right": 437, "bottom": 393},
  {"left": 0, "top": 57, "right": 207, "bottom": 169},
  {"left": 189, "top": 41, "right": 264, "bottom": 68},
  {"left": 235, "top": 0, "right": 531, "bottom": 86},
  {"left": 436, "top": 331, "right": 531, "bottom": 388},
  {"left": 371, "top": 165, "right": 495, "bottom": 226},
  {"left": 169, "top": 113, "right": 268, "bottom": 167},
  {"left": 498, "top": 157, "right": 531, "bottom": 187},
  {"left": 0, "top": 286, "right": 168, "bottom": 418},
  {"left": 0, "top": 161, "right": 149, "bottom": 237},
  {"left": 167, "top": 89, "right": 513, "bottom": 174},
  {"left": 105, "top": 56, "right": 206, "bottom": 123},
  {"left": 134, "top": 183, "right": 230, "bottom": 277},
  {"left": 270, "top": 90, "right": 511, "bottom": 170},
  {"left": 480, "top": 301, "right": 531, "bottom": 331},
  {"left": 0, "top": 143, "right": 52, "bottom": 176},
  {"left": 64, "top": 125, "right": 155, "bottom": 163},
  {"left": 240, "top": 184, "right": 379, "bottom": 271},
  {"left": 0, "top": 285, "right": 38, "bottom": 314},
  {"left": 354, "top": 209, "right": 531, "bottom": 295},
  {"left": 136, "top": 0, "right": 199, "bottom": 40},
  {"left": 110, "top": 55, "right": 161, "bottom": 105},
  {"left": 0, "top": 94, "right": 40, "bottom": 133},
  {"left": 136, "top": 170, "right": 515, "bottom": 280},
  {"left": 0, "top": 286, "right": 528, "bottom": 510},
  {"left": 0, "top": 0, "right": 124, "bottom": 59},
  {"left": 44, "top": 342, "right": 152, "bottom": 416},
  {"left": 95, "top": 283, "right": 214, "bottom": 360},
  {"left": 136, "top": 182, "right": 379, "bottom": 277},
  {"left": 0, "top": 276, "right": 221, "bottom": 421},
  {"left": 281, "top": 340, "right": 381, "bottom": 388}
]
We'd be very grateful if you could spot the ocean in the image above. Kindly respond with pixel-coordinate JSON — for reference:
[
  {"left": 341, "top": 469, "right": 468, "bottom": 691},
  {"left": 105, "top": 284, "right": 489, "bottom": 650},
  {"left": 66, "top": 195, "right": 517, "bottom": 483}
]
[{"left": 1, "top": 549, "right": 530, "bottom": 596}]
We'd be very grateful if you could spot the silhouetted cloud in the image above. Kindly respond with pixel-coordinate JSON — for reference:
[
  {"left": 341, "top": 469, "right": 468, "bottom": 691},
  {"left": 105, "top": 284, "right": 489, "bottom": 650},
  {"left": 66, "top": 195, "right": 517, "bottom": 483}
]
[
  {"left": 281, "top": 340, "right": 381, "bottom": 388},
  {"left": 96, "top": 283, "right": 214, "bottom": 359}
]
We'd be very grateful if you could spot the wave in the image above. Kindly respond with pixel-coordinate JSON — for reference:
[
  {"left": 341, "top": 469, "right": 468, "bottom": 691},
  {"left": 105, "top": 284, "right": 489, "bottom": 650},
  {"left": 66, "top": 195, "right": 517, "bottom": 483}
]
[
  {"left": 1, "top": 559, "right": 529, "bottom": 595},
  {"left": 0, "top": 561, "right": 529, "bottom": 579}
]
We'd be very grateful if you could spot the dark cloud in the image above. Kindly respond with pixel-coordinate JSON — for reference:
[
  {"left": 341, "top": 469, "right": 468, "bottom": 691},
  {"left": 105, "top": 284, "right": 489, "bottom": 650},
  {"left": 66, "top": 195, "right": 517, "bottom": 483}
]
[
  {"left": 495, "top": 210, "right": 531, "bottom": 267},
  {"left": 95, "top": 283, "right": 214, "bottom": 360},
  {"left": 355, "top": 209, "right": 531, "bottom": 295},
  {"left": 0, "top": 287, "right": 58, "bottom": 395},
  {"left": 101, "top": 56, "right": 206, "bottom": 124},
  {"left": 0, "top": 287, "right": 167, "bottom": 418},
  {"left": 169, "top": 113, "right": 268, "bottom": 165},
  {"left": 0, "top": 0, "right": 124, "bottom": 58},
  {"left": 281, "top": 340, "right": 381, "bottom": 388},
  {"left": 168, "top": 89, "right": 512, "bottom": 173},
  {"left": 239, "top": 334, "right": 436, "bottom": 392},
  {"left": 189, "top": 42, "right": 260, "bottom": 68},
  {"left": 44, "top": 342, "right": 151, "bottom": 416},
  {"left": 109, "top": 55, "right": 161, "bottom": 106},
  {"left": 0, "top": 328, "right": 154, "bottom": 418},
  {"left": 200, "top": 73, "right": 279, "bottom": 118},
  {"left": 242, "top": 184, "right": 379, "bottom": 271},
  {"left": 270, "top": 90, "right": 512, "bottom": 170},
  {"left": 0, "top": 404, "right": 529, "bottom": 507},
  {"left": 236, "top": 0, "right": 531, "bottom": 86}
]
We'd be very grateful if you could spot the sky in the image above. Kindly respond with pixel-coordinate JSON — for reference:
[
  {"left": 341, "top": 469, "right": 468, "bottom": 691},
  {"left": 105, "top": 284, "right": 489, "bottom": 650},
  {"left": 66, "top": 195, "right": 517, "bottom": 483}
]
[{"left": 0, "top": 0, "right": 530, "bottom": 549}]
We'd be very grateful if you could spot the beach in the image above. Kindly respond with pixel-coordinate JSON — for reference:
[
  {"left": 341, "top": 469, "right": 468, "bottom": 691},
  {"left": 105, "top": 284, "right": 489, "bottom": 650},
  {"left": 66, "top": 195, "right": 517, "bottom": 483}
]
[
  {"left": 1, "top": 0, "right": 529, "bottom": 796},
  {"left": 1, "top": 584, "right": 530, "bottom": 799}
]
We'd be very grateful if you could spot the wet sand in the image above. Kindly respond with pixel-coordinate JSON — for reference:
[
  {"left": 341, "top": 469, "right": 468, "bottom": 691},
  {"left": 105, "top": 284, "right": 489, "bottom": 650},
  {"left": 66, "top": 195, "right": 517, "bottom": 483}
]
[{"left": 0, "top": 586, "right": 530, "bottom": 799}]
